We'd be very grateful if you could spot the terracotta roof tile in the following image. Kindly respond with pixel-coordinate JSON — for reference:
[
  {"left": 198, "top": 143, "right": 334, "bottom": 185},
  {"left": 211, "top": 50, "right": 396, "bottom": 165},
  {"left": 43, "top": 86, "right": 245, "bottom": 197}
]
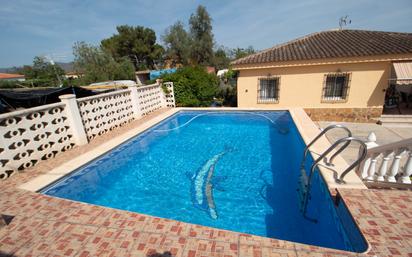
[
  {"left": 231, "top": 29, "right": 412, "bottom": 65},
  {"left": 0, "top": 73, "right": 25, "bottom": 79}
]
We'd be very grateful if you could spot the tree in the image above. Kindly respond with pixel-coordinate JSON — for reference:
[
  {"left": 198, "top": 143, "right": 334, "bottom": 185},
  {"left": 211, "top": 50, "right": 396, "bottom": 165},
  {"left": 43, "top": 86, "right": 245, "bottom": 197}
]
[
  {"left": 231, "top": 46, "right": 256, "bottom": 60},
  {"left": 23, "top": 56, "right": 65, "bottom": 85},
  {"left": 160, "top": 66, "right": 218, "bottom": 107},
  {"left": 101, "top": 25, "right": 164, "bottom": 70},
  {"left": 213, "top": 47, "right": 231, "bottom": 70},
  {"left": 189, "top": 5, "right": 214, "bottom": 65},
  {"left": 20, "top": 65, "right": 34, "bottom": 79},
  {"left": 73, "top": 42, "right": 135, "bottom": 85},
  {"left": 162, "top": 21, "right": 191, "bottom": 67}
]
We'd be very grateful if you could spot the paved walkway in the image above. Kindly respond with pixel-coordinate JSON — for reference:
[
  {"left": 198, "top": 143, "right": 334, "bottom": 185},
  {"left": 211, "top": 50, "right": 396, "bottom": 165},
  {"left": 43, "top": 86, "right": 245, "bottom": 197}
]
[
  {"left": 1, "top": 179, "right": 412, "bottom": 256},
  {"left": 317, "top": 121, "right": 412, "bottom": 164},
  {"left": 0, "top": 110, "right": 412, "bottom": 256}
]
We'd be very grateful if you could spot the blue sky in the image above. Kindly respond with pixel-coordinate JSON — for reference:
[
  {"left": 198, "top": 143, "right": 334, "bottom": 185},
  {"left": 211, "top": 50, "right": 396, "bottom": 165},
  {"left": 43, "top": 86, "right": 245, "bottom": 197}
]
[{"left": 0, "top": 0, "right": 411, "bottom": 67}]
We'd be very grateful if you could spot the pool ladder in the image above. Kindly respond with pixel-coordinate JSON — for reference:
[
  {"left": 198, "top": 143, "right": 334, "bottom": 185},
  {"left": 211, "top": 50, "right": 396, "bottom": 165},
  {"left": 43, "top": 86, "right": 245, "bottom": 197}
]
[{"left": 297, "top": 124, "right": 368, "bottom": 222}]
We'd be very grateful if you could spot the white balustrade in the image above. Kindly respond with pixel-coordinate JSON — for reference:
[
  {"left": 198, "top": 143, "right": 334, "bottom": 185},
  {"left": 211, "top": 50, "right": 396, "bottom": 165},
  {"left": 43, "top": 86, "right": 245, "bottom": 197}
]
[
  {"left": 376, "top": 151, "right": 392, "bottom": 181},
  {"left": 366, "top": 153, "right": 380, "bottom": 181},
  {"left": 359, "top": 133, "right": 412, "bottom": 185},
  {"left": 361, "top": 132, "right": 379, "bottom": 179},
  {"left": 0, "top": 82, "right": 175, "bottom": 180},
  {"left": 399, "top": 151, "right": 412, "bottom": 184},
  {"left": 387, "top": 149, "right": 405, "bottom": 182},
  {"left": 0, "top": 103, "right": 75, "bottom": 179}
]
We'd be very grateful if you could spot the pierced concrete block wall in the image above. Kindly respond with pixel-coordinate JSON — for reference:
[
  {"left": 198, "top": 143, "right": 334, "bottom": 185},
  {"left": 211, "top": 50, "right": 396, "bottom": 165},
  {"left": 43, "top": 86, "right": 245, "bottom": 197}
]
[{"left": 0, "top": 82, "right": 174, "bottom": 180}]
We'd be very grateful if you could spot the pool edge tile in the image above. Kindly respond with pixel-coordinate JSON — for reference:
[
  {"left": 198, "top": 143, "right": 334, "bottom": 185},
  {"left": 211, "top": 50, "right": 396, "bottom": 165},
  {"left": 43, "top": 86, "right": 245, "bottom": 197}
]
[{"left": 18, "top": 108, "right": 180, "bottom": 192}]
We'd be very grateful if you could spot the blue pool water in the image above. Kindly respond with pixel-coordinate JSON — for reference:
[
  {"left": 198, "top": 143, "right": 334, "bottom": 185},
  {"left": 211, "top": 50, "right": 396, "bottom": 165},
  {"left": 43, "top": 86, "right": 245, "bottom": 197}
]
[{"left": 42, "top": 111, "right": 366, "bottom": 252}]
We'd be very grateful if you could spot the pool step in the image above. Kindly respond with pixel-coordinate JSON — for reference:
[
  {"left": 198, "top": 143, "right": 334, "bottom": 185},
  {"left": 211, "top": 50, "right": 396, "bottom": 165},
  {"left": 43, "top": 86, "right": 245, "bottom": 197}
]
[{"left": 379, "top": 114, "right": 412, "bottom": 127}]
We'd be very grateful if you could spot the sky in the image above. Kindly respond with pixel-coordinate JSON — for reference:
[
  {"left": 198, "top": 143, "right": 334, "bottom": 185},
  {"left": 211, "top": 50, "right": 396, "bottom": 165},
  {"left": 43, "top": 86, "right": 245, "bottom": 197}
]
[{"left": 0, "top": 0, "right": 411, "bottom": 67}]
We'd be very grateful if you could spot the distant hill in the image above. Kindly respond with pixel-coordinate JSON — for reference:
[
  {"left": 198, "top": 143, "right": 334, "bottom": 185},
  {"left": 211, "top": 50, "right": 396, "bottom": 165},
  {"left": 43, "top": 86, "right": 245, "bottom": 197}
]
[
  {"left": 55, "top": 62, "right": 74, "bottom": 72},
  {"left": 0, "top": 67, "right": 19, "bottom": 73},
  {"left": 0, "top": 62, "right": 74, "bottom": 74}
]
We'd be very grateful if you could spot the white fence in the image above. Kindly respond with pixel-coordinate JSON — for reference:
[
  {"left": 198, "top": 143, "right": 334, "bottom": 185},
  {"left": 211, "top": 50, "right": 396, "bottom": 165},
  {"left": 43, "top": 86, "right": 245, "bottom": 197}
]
[
  {"left": 0, "top": 83, "right": 174, "bottom": 180},
  {"left": 360, "top": 135, "right": 412, "bottom": 185},
  {"left": 77, "top": 89, "right": 134, "bottom": 141}
]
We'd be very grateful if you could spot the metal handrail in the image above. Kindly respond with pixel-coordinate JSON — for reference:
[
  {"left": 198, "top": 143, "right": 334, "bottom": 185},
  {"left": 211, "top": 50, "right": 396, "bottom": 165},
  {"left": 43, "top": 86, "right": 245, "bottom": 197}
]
[
  {"left": 311, "top": 137, "right": 367, "bottom": 183},
  {"left": 301, "top": 124, "right": 352, "bottom": 169},
  {"left": 301, "top": 137, "right": 367, "bottom": 215}
]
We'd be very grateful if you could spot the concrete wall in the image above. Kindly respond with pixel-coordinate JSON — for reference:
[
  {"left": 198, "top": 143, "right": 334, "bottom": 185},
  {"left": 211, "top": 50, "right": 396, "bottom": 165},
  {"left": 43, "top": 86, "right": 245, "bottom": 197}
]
[{"left": 237, "top": 60, "right": 391, "bottom": 109}]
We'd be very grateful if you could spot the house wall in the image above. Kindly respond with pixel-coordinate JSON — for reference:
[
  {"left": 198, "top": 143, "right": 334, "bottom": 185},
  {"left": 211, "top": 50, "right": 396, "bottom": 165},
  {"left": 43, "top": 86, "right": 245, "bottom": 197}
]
[{"left": 237, "top": 60, "right": 392, "bottom": 121}]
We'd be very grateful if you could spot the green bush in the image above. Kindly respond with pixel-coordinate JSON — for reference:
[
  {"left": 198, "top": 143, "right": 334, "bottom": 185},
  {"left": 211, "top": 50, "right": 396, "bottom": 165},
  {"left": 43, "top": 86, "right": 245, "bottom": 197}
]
[
  {"left": 161, "top": 66, "right": 218, "bottom": 107},
  {"left": 0, "top": 80, "right": 19, "bottom": 89},
  {"left": 218, "top": 85, "right": 237, "bottom": 107}
]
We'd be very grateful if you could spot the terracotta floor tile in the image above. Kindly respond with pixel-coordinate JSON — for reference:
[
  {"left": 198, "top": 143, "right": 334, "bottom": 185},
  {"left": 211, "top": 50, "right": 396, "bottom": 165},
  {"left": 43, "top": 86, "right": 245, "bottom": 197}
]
[
  {"left": 239, "top": 244, "right": 298, "bottom": 257},
  {"left": 239, "top": 234, "right": 295, "bottom": 249},
  {"left": 98, "top": 210, "right": 148, "bottom": 230},
  {"left": 144, "top": 217, "right": 191, "bottom": 237},
  {"left": 182, "top": 238, "right": 238, "bottom": 257},
  {"left": 0, "top": 234, "right": 33, "bottom": 255},
  {"left": 129, "top": 232, "right": 186, "bottom": 257},
  {"left": 187, "top": 225, "right": 239, "bottom": 243},
  {"left": 80, "top": 227, "right": 139, "bottom": 254}
]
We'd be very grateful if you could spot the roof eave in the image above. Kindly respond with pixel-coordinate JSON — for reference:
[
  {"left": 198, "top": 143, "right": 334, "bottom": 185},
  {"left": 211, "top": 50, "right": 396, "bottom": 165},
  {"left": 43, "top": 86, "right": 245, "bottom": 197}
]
[{"left": 232, "top": 53, "right": 412, "bottom": 70}]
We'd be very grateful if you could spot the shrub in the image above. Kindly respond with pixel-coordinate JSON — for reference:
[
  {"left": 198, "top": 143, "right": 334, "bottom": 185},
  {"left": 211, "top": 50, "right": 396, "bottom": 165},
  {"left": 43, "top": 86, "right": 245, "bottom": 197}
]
[
  {"left": 218, "top": 85, "right": 237, "bottom": 107},
  {"left": 0, "top": 79, "right": 61, "bottom": 89},
  {"left": 0, "top": 80, "right": 19, "bottom": 89},
  {"left": 161, "top": 66, "right": 218, "bottom": 107}
]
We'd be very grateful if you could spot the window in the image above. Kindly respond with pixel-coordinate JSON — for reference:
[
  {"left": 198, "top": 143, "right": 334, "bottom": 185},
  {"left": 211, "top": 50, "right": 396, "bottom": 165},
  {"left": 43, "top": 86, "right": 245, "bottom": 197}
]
[
  {"left": 322, "top": 73, "right": 350, "bottom": 102},
  {"left": 258, "top": 77, "right": 279, "bottom": 103}
]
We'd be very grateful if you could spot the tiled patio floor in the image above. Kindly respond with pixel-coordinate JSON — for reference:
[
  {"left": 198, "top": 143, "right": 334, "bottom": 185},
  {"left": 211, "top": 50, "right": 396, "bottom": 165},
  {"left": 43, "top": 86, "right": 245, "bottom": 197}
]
[
  {"left": 1, "top": 109, "right": 412, "bottom": 257},
  {"left": 317, "top": 121, "right": 412, "bottom": 164}
]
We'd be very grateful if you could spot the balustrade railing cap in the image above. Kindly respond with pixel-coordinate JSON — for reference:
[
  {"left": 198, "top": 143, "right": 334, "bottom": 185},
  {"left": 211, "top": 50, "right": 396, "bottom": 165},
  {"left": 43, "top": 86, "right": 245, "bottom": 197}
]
[
  {"left": 367, "top": 132, "right": 377, "bottom": 142},
  {"left": 59, "top": 94, "right": 76, "bottom": 100},
  {"left": 365, "top": 132, "right": 379, "bottom": 149}
]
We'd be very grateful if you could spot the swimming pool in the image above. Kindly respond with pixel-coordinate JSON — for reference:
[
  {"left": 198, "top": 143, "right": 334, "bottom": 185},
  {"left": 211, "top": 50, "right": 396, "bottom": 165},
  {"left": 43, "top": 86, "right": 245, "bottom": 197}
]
[{"left": 42, "top": 111, "right": 367, "bottom": 252}]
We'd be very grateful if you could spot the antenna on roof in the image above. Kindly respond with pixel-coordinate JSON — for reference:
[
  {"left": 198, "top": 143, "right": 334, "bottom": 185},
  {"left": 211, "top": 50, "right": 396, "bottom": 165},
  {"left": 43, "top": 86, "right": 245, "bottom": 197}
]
[{"left": 339, "top": 15, "right": 351, "bottom": 30}]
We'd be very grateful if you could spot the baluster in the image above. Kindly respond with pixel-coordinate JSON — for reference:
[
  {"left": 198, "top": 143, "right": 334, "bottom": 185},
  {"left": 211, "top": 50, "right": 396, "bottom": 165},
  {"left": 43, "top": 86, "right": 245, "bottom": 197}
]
[
  {"left": 399, "top": 150, "right": 412, "bottom": 184},
  {"left": 362, "top": 132, "right": 378, "bottom": 179},
  {"left": 366, "top": 153, "right": 380, "bottom": 180},
  {"left": 386, "top": 148, "right": 405, "bottom": 182},
  {"left": 376, "top": 150, "right": 393, "bottom": 181},
  {"left": 361, "top": 157, "right": 371, "bottom": 179}
]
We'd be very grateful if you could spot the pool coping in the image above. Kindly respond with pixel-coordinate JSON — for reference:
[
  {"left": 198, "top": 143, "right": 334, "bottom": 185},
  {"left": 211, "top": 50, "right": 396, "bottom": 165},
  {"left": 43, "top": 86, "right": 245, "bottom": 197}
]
[{"left": 18, "top": 107, "right": 367, "bottom": 192}]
